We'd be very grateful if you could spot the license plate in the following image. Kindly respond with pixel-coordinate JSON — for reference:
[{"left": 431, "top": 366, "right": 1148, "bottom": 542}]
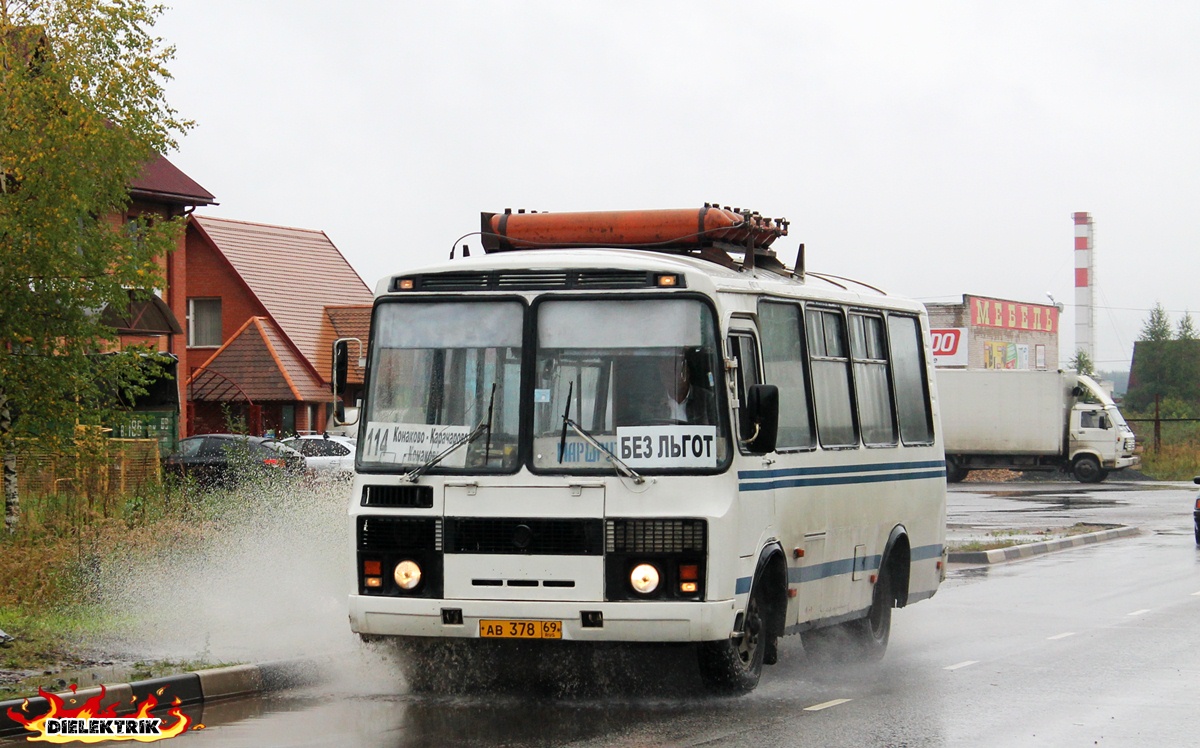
[{"left": 479, "top": 619, "right": 563, "bottom": 639}]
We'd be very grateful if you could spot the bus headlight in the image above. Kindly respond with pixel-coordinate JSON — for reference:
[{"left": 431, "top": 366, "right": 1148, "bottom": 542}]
[
  {"left": 394, "top": 560, "right": 422, "bottom": 590},
  {"left": 630, "top": 563, "right": 660, "bottom": 594}
]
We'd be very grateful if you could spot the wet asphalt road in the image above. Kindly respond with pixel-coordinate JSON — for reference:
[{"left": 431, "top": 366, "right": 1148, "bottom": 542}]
[{"left": 71, "top": 480, "right": 1200, "bottom": 746}]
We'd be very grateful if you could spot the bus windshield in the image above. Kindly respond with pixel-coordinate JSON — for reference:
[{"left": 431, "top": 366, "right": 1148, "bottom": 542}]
[
  {"left": 361, "top": 300, "right": 523, "bottom": 471},
  {"left": 532, "top": 298, "right": 729, "bottom": 473}
]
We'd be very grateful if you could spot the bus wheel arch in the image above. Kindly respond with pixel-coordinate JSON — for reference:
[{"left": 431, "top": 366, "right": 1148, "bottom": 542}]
[
  {"left": 755, "top": 544, "right": 789, "bottom": 664},
  {"left": 882, "top": 526, "right": 911, "bottom": 608},
  {"left": 696, "top": 544, "right": 787, "bottom": 693}
]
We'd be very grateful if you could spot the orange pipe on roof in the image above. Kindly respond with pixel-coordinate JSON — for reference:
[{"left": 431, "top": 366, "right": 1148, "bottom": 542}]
[{"left": 482, "top": 207, "right": 750, "bottom": 252}]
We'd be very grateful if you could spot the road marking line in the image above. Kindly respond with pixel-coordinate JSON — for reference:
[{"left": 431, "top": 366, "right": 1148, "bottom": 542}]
[
  {"left": 944, "top": 660, "right": 979, "bottom": 671},
  {"left": 1127, "top": 609, "right": 1151, "bottom": 616},
  {"left": 1047, "top": 632, "right": 1075, "bottom": 640},
  {"left": 803, "top": 698, "right": 853, "bottom": 712}
]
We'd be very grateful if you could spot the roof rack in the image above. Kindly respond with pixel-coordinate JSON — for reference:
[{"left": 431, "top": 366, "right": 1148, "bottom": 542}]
[{"left": 478, "top": 204, "right": 793, "bottom": 273}]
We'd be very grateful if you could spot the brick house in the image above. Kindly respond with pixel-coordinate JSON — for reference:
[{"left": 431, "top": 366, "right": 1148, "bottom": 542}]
[
  {"left": 181, "top": 216, "right": 373, "bottom": 437},
  {"left": 105, "top": 156, "right": 216, "bottom": 450},
  {"left": 113, "top": 158, "right": 374, "bottom": 442}
]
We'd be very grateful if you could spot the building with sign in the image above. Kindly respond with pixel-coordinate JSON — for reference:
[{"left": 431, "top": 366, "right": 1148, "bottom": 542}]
[{"left": 925, "top": 294, "right": 1060, "bottom": 370}]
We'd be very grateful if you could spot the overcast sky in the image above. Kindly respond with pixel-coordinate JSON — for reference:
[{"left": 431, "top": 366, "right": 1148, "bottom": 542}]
[{"left": 155, "top": 2, "right": 1199, "bottom": 371}]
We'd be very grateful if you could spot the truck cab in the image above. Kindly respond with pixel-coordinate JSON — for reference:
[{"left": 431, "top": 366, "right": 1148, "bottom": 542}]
[{"left": 1065, "top": 375, "right": 1139, "bottom": 483}]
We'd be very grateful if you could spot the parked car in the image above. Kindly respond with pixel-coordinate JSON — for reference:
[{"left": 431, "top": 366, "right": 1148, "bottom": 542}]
[
  {"left": 282, "top": 434, "right": 356, "bottom": 480},
  {"left": 1194, "top": 476, "right": 1200, "bottom": 545},
  {"left": 163, "top": 434, "right": 306, "bottom": 486}
]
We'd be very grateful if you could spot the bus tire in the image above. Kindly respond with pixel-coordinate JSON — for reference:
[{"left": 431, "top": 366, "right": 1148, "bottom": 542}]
[
  {"left": 945, "top": 459, "right": 969, "bottom": 484},
  {"left": 843, "top": 565, "right": 892, "bottom": 659},
  {"left": 1073, "top": 455, "right": 1104, "bottom": 483},
  {"left": 802, "top": 566, "right": 892, "bottom": 662},
  {"left": 697, "top": 580, "right": 765, "bottom": 694}
]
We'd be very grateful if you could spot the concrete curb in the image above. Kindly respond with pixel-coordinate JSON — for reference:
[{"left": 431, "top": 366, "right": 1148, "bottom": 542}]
[
  {"left": 948, "top": 525, "right": 1140, "bottom": 565},
  {"left": 0, "top": 658, "right": 323, "bottom": 739}
]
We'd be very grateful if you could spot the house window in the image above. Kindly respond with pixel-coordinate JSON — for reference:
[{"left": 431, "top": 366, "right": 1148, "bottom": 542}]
[{"left": 187, "top": 298, "right": 222, "bottom": 347}]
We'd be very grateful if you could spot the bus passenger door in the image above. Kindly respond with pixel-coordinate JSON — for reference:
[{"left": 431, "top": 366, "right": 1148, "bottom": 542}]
[{"left": 728, "top": 331, "right": 776, "bottom": 560}]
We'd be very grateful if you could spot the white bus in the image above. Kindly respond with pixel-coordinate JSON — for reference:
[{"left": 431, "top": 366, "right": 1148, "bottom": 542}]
[{"left": 337, "top": 206, "right": 946, "bottom": 693}]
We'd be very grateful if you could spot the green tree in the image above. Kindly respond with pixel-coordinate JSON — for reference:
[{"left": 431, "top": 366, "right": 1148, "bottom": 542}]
[
  {"left": 1140, "top": 302, "right": 1172, "bottom": 342},
  {"left": 1069, "top": 349, "right": 1095, "bottom": 378},
  {"left": 1176, "top": 311, "right": 1197, "bottom": 341},
  {"left": 1127, "top": 303, "right": 1172, "bottom": 411},
  {"left": 1, "top": 0, "right": 191, "bottom": 530},
  {"left": 1173, "top": 311, "right": 1200, "bottom": 404}
]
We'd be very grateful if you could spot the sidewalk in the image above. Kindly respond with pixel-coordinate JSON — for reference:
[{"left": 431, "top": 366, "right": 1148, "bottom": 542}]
[{"left": 946, "top": 523, "right": 1140, "bottom": 565}]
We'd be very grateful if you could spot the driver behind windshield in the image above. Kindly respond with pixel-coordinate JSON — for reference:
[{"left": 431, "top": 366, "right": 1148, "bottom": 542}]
[{"left": 648, "top": 349, "right": 717, "bottom": 425}]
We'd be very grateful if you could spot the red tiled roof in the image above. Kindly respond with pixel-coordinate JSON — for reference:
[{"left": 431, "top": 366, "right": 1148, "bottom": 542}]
[
  {"left": 130, "top": 155, "right": 216, "bottom": 206},
  {"left": 317, "top": 305, "right": 372, "bottom": 385},
  {"left": 190, "top": 215, "right": 373, "bottom": 377},
  {"left": 189, "top": 317, "right": 329, "bottom": 402}
]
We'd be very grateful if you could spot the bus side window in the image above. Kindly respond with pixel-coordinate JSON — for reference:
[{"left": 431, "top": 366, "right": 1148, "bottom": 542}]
[
  {"left": 758, "top": 301, "right": 816, "bottom": 449},
  {"left": 850, "top": 313, "right": 898, "bottom": 446},
  {"left": 727, "top": 333, "right": 762, "bottom": 444},
  {"left": 806, "top": 308, "right": 859, "bottom": 447},
  {"left": 887, "top": 315, "right": 934, "bottom": 444}
]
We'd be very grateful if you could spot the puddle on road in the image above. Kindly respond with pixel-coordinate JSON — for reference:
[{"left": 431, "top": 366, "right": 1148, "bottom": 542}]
[{"left": 975, "top": 489, "right": 1125, "bottom": 513}]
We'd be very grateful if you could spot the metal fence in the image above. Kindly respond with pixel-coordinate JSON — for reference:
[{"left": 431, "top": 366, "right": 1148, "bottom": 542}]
[{"left": 16, "top": 435, "right": 161, "bottom": 510}]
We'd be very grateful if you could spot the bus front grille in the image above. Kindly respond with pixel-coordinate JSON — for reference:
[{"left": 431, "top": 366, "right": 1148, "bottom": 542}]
[
  {"left": 358, "top": 516, "right": 442, "bottom": 552},
  {"left": 445, "top": 518, "right": 604, "bottom": 555},
  {"left": 606, "top": 519, "right": 707, "bottom": 554},
  {"left": 361, "top": 484, "right": 434, "bottom": 508}
]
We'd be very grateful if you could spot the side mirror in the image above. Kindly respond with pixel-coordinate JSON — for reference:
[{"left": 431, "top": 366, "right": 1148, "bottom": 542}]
[
  {"left": 333, "top": 340, "right": 350, "bottom": 394},
  {"left": 744, "top": 384, "right": 779, "bottom": 454},
  {"left": 331, "top": 338, "right": 362, "bottom": 426}
]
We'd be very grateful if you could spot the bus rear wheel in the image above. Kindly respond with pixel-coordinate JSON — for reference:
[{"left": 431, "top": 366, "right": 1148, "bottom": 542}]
[
  {"left": 802, "top": 567, "right": 892, "bottom": 662},
  {"left": 844, "top": 568, "right": 892, "bottom": 658},
  {"left": 697, "top": 581, "right": 765, "bottom": 694}
]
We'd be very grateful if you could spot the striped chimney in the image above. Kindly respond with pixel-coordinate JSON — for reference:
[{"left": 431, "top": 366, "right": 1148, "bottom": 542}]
[{"left": 1073, "top": 212, "right": 1094, "bottom": 361}]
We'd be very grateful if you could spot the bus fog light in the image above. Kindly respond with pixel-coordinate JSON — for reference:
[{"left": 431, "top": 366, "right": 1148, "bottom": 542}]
[
  {"left": 630, "top": 563, "right": 660, "bottom": 594},
  {"left": 680, "top": 581, "right": 697, "bottom": 593},
  {"left": 365, "top": 576, "right": 383, "bottom": 588},
  {"left": 394, "top": 560, "right": 422, "bottom": 590}
]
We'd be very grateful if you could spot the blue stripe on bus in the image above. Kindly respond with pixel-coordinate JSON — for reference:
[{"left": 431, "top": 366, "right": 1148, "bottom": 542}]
[
  {"left": 733, "top": 543, "right": 944, "bottom": 593},
  {"left": 738, "top": 468, "right": 945, "bottom": 492},
  {"left": 911, "top": 543, "right": 944, "bottom": 561},
  {"left": 737, "top": 459, "right": 947, "bottom": 481}
]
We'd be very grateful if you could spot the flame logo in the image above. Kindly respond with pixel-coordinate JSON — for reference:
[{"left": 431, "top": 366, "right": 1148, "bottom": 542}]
[{"left": 5, "top": 684, "right": 197, "bottom": 743}]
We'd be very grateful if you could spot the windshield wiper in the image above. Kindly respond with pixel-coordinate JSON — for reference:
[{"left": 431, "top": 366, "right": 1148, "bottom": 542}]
[
  {"left": 558, "top": 382, "right": 644, "bottom": 484},
  {"left": 403, "top": 383, "right": 496, "bottom": 483}
]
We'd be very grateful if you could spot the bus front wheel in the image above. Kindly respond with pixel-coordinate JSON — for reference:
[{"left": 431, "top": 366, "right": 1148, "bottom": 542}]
[{"left": 697, "top": 581, "right": 766, "bottom": 694}]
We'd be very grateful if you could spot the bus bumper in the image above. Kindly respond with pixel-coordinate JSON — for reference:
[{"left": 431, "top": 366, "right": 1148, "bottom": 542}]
[{"left": 348, "top": 594, "right": 742, "bottom": 643}]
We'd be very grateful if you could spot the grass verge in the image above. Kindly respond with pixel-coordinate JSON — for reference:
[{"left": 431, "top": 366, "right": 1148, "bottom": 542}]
[
  {"left": 0, "top": 475, "right": 264, "bottom": 700},
  {"left": 948, "top": 522, "right": 1114, "bottom": 553}
]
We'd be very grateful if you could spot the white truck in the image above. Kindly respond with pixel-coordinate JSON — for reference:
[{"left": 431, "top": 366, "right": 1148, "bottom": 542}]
[{"left": 938, "top": 369, "right": 1139, "bottom": 483}]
